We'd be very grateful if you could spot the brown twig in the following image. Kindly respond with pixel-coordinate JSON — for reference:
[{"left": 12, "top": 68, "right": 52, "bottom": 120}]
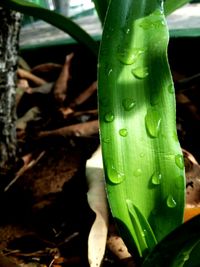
[
  {"left": 31, "top": 62, "right": 62, "bottom": 74},
  {"left": 4, "top": 151, "right": 46, "bottom": 191},
  {"left": 38, "top": 120, "right": 99, "bottom": 139},
  {"left": 72, "top": 109, "right": 98, "bottom": 119},
  {"left": 53, "top": 53, "right": 74, "bottom": 105},
  {"left": 59, "top": 108, "right": 98, "bottom": 120},
  {"left": 17, "top": 68, "right": 46, "bottom": 86},
  {"left": 16, "top": 106, "right": 41, "bottom": 131},
  {"left": 70, "top": 81, "right": 97, "bottom": 108},
  {"left": 28, "top": 82, "right": 54, "bottom": 95}
]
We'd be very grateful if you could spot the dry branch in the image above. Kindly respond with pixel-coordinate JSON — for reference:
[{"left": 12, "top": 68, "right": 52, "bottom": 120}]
[
  {"left": 53, "top": 53, "right": 74, "bottom": 104},
  {"left": 70, "top": 81, "right": 97, "bottom": 108},
  {"left": 31, "top": 62, "right": 62, "bottom": 74},
  {"left": 17, "top": 68, "right": 46, "bottom": 86},
  {"left": 38, "top": 120, "right": 99, "bottom": 138}
]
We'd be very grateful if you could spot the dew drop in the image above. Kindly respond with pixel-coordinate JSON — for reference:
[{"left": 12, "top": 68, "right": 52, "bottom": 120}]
[
  {"left": 134, "top": 168, "right": 142, "bottom": 177},
  {"left": 152, "top": 20, "right": 165, "bottom": 28},
  {"left": 166, "top": 195, "right": 177, "bottom": 208},
  {"left": 150, "top": 95, "right": 159, "bottom": 106},
  {"left": 167, "top": 84, "right": 174, "bottom": 94},
  {"left": 131, "top": 67, "right": 149, "bottom": 79},
  {"left": 175, "top": 154, "right": 184, "bottom": 170},
  {"left": 104, "top": 112, "right": 114, "bottom": 122},
  {"left": 139, "top": 20, "right": 151, "bottom": 30},
  {"left": 151, "top": 172, "right": 162, "bottom": 185},
  {"left": 140, "top": 153, "right": 144, "bottom": 158},
  {"left": 145, "top": 108, "right": 161, "bottom": 138},
  {"left": 126, "top": 28, "right": 130, "bottom": 34},
  {"left": 139, "top": 10, "right": 165, "bottom": 30},
  {"left": 175, "top": 252, "right": 190, "bottom": 267},
  {"left": 173, "top": 130, "right": 179, "bottom": 142},
  {"left": 122, "top": 98, "right": 136, "bottom": 111},
  {"left": 102, "top": 138, "right": 110, "bottom": 144},
  {"left": 141, "top": 229, "right": 147, "bottom": 238},
  {"left": 107, "top": 166, "right": 125, "bottom": 184},
  {"left": 119, "top": 128, "right": 128, "bottom": 137},
  {"left": 117, "top": 48, "right": 144, "bottom": 65},
  {"left": 108, "top": 69, "right": 113, "bottom": 76},
  {"left": 183, "top": 253, "right": 190, "bottom": 262}
]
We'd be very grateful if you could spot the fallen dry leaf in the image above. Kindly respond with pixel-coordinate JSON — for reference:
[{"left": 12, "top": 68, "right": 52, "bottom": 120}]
[
  {"left": 86, "top": 146, "right": 109, "bottom": 267},
  {"left": 183, "top": 149, "right": 200, "bottom": 206}
]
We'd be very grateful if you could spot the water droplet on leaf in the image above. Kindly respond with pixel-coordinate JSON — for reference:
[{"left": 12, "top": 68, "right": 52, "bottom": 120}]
[
  {"left": 151, "top": 172, "right": 162, "bottom": 185},
  {"left": 108, "top": 166, "right": 125, "bottom": 184},
  {"left": 117, "top": 48, "right": 144, "bottom": 65},
  {"left": 122, "top": 98, "right": 136, "bottom": 111},
  {"left": 132, "top": 67, "right": 149, "bottom": 79},
  {"left": 102, "top": 138, "right": 110, "bottom": 144},
  {"left": 175, "top": 154, "right": 184, "bottom": 169},
  {"left": 173, "top": 130, "right": 179, "bottom": 142},
  {"left": 108, "top": 69, "right": 113, "bottom": 76},
  {"left": 145, "top": 108, "right": 161, "bottom": 138},
  {"left": 166, "top": 195, "right": 177, "bottom": 208},
  {"left": 104, "top": 112, "right": 114, "bottom": 122},
  {"left": 134, "top": 168, "right": 142, "bottom": 177},
  {"left": 119, "top": 128, "right": 128, "bottom": 137},
  {"left": 140, "top": 10, "right": 165, "bottom": 30},
  {"left": 167, "top": 84, "right": 174, "bottom": 94}
]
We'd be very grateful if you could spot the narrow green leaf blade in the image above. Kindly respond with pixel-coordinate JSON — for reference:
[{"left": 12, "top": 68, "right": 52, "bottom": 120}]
[
  {"left": 92, "top": 0, "right": 110, "bottom": 25},
  {"left": 184, "top": 241, "right": 200, "bottom": 267},
  {"left": 142, "top": 215, "right": 200, "bottom": 267},
  {"left": 1, "top": 0, "right": 98, "bottom": 56},
  {"left": 126, "top": 200, "right": 157, "bottom": 257},
  {"left": 164, "top": 0, "right": 192, "bottom": 16}
]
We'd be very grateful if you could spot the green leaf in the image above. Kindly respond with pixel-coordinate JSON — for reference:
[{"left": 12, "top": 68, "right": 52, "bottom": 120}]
[
  {"left": 92, "top": 0, "right": 110, "bottom": 25},
  {"left": 1, "top": 0, "right": 98, "bottom": 56},
  {"left": 164, "top": 0, "right": 192, "bottom": 16},
  {"left": 184, "top": 241, "right": 200, "bottom": 267},
  {"left": 142, "top": 215, "right": 200, "bottom": 267},
  {"left": 126, "top": 200, "right": 157, "bottom": 256},
  {"left": 98, "top": 0, "right": 185, "bottom": 258}
]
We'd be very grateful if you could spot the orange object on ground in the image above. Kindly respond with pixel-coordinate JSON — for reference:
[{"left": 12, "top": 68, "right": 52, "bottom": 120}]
[{"left": 184, "top": 207, "right": 200, "bottom": 222}]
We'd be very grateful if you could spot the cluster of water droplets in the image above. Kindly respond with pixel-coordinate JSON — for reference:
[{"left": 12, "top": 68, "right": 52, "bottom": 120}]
[
  {"left": 139, "top": 9, "right": 165, "bottom": 30},
  {"left": 102, "top": 8, "right": 184, "bottom": 211},
  {"left": 117, "top": 47, "right": 145, "bottom": 65}
]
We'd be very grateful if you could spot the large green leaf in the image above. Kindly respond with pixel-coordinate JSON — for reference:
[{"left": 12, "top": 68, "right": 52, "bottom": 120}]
[
  {"left": 98, "top": 0, "right": 185, "bottom": 258},
  {"left": 1, "top": 0, "right": 98, "bottom": 56}
]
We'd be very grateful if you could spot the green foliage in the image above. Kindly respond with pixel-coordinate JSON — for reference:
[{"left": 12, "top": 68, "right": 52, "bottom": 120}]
[
  {"left": 164, "top": 0, "right": 193, "bottom": 16},
  {"left": 142, "top": 215, "right": 200, "bottom": 267},
  {"left": 92, "top": 0, "right": 110, "bottom": 25},
  {"left": 93, "top": 0, "right": 193, "bottom": 26},
  {"left": 0, "top": 0, "right": 198, "bottom": 265},
  {"left": 98, "top": 0, "right": 185, "bottom": 259},
  {"left": 1, "top": 0, "right": 98, "bottom": 56}
]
